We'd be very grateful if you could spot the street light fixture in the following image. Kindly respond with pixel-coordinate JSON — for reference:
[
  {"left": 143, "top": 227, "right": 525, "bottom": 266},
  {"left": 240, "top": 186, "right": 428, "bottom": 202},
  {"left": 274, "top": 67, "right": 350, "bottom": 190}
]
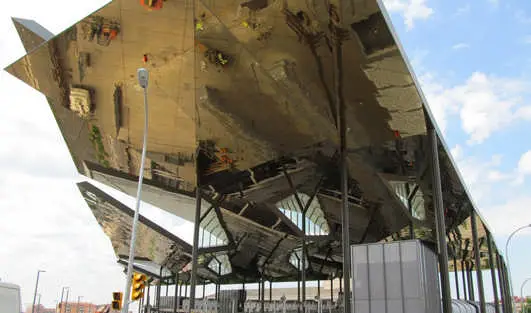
[
  {"left": 505, "top": 223, "right": 531, "bottom": 312},
  {"left": 521, "top": 278, "right": 531, "bottom": 313},
  {"left": 31, "top": 269, "right": 45, "bottom": 313},
  {"left": 122, "top": 68, "right": 149, "bottom": 313}
]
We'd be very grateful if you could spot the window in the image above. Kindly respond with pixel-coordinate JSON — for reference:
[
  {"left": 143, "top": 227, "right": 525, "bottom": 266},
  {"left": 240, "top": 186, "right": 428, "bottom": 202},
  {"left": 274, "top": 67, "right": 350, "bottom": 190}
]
[
  {"left": 207, "top": 254, "right": 232, "bottom": 275},
  {"left": 277, "top": 193, "right": 329, "bottom": 235}
]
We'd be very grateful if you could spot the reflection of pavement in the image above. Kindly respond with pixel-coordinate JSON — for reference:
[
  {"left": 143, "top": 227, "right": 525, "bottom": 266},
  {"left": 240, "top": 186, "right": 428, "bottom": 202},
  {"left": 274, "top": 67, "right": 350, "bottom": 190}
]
[{"left": 71, "top": 0, "right": 196, "bottom": 157}]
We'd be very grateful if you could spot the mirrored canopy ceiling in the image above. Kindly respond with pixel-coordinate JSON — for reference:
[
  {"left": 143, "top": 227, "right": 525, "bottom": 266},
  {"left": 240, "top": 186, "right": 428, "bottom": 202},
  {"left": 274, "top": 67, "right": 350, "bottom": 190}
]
[{"left": 7, "top": 0, "right": 503, "bottom": 278}]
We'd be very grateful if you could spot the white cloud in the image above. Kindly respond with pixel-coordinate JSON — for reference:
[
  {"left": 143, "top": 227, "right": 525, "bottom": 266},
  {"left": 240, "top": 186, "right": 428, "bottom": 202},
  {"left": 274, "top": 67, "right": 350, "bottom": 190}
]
[
  {"left": 488, "top": 0, "right": 499, "bottom": 7},
  {"left": 382, "top": 0, "right": 434, "bottom": 30},
  {"left": 450, "top": 145, "right": 510, "bottom": 202},
  {"left": 482, "top": 197, "right": 531, "bottom": 236},
  {"left": 454, "top": 4, "right": 471, "bottom": 16},
  {"left": 420, "top": 72, "right": 531, "bottom": 144},
  {"left": 518, "top": 151, "right": 531, "bottom": 175},
  {"left": 452, "top": 43, "right": 470, "bottom": 50},
  {"left": 449, "top": 146, "right": 531, "bottom": 237}
]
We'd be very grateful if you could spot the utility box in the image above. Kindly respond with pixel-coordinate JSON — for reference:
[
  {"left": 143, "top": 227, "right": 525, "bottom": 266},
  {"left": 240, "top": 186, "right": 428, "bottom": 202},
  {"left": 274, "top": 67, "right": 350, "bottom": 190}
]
[{"left": 351, "top": 240, "right": 441, "bottom": 313}]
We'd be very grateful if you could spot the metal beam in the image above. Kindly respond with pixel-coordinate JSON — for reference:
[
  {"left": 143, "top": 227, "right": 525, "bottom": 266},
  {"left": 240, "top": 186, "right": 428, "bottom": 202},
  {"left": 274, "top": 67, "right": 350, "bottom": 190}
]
[
  {"left": 198, "top": 245, "right": 231, "bottom": 255},
  {"left": 487, "top": 233, "right": 500, "bottom": 313},
  {"left": 319, "top": 247, "right": 333, "bottom": 273},
  {"left": 199, "top": 205, "right": 215, "bottom": 224},
  {"left": 213, "top": 206, "right": 236, "bottom": 246},
  {"left": 471, "top": 211, "right": 486, "bottom": 313},
  {"left": 309, "top": 256, "right": 342, "bottom": 270},
  {"left": 264, "top": 235, "right": 288, "bottom": 268},
  {"left": 405, "top": 183, "right": 415, "bottom": 239},
  {"left": 428, "top": 126, "right": 452, "bottom": 313}
]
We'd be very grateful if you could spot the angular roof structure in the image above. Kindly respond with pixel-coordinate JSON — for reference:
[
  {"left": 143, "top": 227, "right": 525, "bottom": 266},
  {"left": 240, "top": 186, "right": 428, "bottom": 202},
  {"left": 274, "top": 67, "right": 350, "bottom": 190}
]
[{"left": 6, "top": 0, "right": 501, "bottom": 284}]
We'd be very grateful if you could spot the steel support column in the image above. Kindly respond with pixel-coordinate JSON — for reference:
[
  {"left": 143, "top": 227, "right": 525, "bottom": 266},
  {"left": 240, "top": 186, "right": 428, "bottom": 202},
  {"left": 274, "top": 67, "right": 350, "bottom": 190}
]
[
  {"left": 454, "top": 256, "right": 461, "bottom": 299},
  {"left": 330, "top": 278, "right": 333, "bottom": 302},
  {"left": 297, "top": 266, "right": 301, "bottom": 313},
  {"left": 178, "top": 272, "right": 179, "bottom": 313},
  {"left": 461, "top": 260, "right": 468, "bottom": 300},
  {"left": 471, "top": 212, "right": 486, "bottom": 313},
  {"left": 270, "top": 281, "right": 273, "bottom": 302},
  {"left": 302, "top": 209, "right": 306, "bottom": 312},
  {"left": 335, "top": 27, "right": 351, "bottom": 313},
  {"left": 146, "top": 284, "right": 151, "bottom": 313},
  {"left": 467, "top": 262, "right": 475, "bottom": 301},
  {"left": 261, "top": 277, "right": 265, "bottom": 313},
  {"left": 487, "top": 234, "right": 500, "bottom": 313},
  {"left": 189, "top": 182, "right": 202, "bottom": 312},
  {"left": 501, "top": 260, "right": 513, "bottom": 313},
  {"left": 157, "top": 268, "right": 162, "bottom": 312},
  {"left": 428, "top": 127, "right": 452, "bottom": 313},
  {"left": 497, "top": 254, "right": 508, "bottom": 313}
]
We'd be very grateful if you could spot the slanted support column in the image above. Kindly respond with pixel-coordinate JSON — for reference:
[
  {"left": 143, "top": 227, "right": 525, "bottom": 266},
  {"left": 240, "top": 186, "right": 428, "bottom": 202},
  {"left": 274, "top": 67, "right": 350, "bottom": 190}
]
[
  {"left": 471, "top": 211, "right": 487, "bottom": 313},
  {"left": 487, "top": 233, "right": 500, "bottom": 313},
  {"left": 428, "top": 126, "right": 452, "bottom": 313}
]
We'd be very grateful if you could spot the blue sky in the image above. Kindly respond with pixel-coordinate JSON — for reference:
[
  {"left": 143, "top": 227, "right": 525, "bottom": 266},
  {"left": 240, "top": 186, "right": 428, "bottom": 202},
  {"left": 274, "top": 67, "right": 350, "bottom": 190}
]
[
  {"left": 383, "top": 0, "right": 531, "bottom": 300},
  {"left": 0, "top": 0, "right": 530, "bottom": 309}
]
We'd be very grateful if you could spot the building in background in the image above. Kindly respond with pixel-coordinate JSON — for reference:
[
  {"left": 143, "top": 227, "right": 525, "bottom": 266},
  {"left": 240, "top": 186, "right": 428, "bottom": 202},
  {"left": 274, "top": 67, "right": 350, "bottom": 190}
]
[{"left": 26, "top": 302, "right": 99, "bottom": 313}]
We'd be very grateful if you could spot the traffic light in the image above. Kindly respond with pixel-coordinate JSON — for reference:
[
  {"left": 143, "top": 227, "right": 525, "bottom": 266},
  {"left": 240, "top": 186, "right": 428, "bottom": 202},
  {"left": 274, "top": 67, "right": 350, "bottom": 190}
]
[
  {"left": 131, "top": 273, "right": 147, "bottom": 301},
  {"left": 112, "top": 292, "right": 123, "bottom": 310}
]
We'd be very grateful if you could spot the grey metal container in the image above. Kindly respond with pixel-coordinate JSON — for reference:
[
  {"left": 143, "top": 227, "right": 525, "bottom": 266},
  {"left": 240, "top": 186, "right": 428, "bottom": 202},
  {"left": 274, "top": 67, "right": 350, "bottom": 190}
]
[{"left": 350, "top": 240, "right": 441, "bottom": 313}]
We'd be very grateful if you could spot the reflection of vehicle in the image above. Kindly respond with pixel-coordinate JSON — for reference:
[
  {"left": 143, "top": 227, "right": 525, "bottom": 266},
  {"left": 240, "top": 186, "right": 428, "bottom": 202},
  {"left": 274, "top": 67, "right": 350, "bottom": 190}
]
[
  {"left": 140, "top": 0, "right": 164, "bottom": 10},
  {"left": 0, "top": 282, "right": 22, "bottom": 313}
]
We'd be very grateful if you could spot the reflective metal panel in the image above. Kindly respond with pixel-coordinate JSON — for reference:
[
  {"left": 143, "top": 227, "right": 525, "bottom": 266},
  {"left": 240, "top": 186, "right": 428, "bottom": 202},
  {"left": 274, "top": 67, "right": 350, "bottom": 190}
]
[
  {"left": 77, "top": 181, "right": 192, "bottom": 272},
  {"left": 6, "top": 0, "right": 198, "bottom": 207}
]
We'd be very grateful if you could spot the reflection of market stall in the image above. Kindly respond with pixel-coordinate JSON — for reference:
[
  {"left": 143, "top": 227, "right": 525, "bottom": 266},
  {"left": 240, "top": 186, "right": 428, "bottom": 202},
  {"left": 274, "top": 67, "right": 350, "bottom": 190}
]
[{"left": 5, "top": 1, "right": 512, "bottom": 313}]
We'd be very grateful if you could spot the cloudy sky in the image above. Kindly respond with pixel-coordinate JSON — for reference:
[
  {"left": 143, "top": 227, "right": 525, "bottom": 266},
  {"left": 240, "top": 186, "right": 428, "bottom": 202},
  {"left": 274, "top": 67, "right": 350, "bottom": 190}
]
[{"left": 1, "top": 0, "right": 531, "bottom": 310}]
